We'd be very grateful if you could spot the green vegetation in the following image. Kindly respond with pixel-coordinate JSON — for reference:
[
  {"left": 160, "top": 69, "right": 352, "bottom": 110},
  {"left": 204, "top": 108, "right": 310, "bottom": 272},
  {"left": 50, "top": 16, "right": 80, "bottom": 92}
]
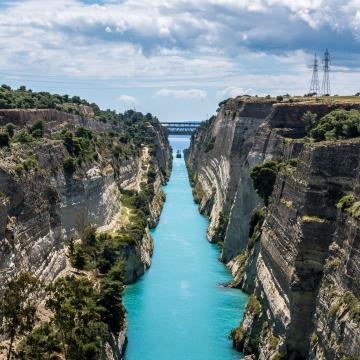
[
  {"left": 326, "top": 257, "right": 341, "bottom": 270},
  {"left": 203, "top": 137, "right": 215, "bottom": 153},
  {"left": 310, "top": 333, "right": 318, "bottom": 345},
  {"left": 17, "top": 322, "right": 62, "bottom": 359},
  {"left": 303, "top": 109, "right": 360, "bottom": 142},
  {"left": 4, "top": 123, "right": 16, "bottom": 138},
  {"left": 0, "top": 132, "right": 9, "bottom": 147},
  {"left": 247, "top": 295, "right": 262, "bottom": 317},
  {"left": 302, "top": 111, "right": 318, "bottom": 134},
  {"left": 0, "top": 84, "right": 91, "bottom": 111},
  {"left": 8, "top": 266, "right": 126, "bottom": 360},
  {"left": 269, "top": 334, "right": 279, "bottom": 350},
  {"left": 330, "top": 290, "right": 360, "bottom": 323},
  {"left": 272, "top": 352, "right": 287, "bottom": 360},
  {"left": 337, "top": 194, "right": 355, "bottom": 210},
  {"left": 14, "top": 130, "right": 33, "bottom": 144},
  {"left": 230, "top": 325, "right": 246, "bottom": 351},
  {"left": 251, "top": 161, "right": 281, "bottom": 205},
  {"left": 214, "top": 212, "right": 229, "bottom": 242},
  {"left": 30, "top": 121, "right": 44, "bottom": 138},
  {"left": 44, "top": 276, "right": 108, "bottom": 359},
  {"left": 63, "top": 157, "right": 77, "bottom": 177},
  {"left": 248, "top": 207, "right": 265, "bottom": 249},
  {"left": 336, "top": 194, "right": 360, "bottom": 219},
  {"left": 0, "top": 273, "right": 42, "bottom": 360}
]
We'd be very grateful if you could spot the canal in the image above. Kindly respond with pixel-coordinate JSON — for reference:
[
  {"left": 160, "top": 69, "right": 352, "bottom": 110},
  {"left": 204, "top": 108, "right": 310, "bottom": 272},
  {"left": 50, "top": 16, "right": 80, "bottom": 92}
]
[{"left": 123, "top": 136, "right": 247, "bottom": 360}]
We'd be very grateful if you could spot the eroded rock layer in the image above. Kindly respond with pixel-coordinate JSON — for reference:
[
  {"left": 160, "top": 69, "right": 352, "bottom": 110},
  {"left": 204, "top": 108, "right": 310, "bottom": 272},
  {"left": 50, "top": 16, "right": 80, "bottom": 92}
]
[
  {"left": 186, "top": 96, "right": 360, "bottom": 359},
  {"left": 0, "top": 108, "right": 171, "bottom": 358}
]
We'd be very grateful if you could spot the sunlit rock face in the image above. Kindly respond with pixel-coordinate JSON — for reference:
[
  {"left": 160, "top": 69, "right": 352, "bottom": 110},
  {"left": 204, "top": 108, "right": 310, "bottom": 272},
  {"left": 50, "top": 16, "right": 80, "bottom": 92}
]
[
  {"left": 187, "top": 97, "right": 360, "bottom": 359},
  {"left": 0, "top": 109, "right": 171, "bottom": 359}
]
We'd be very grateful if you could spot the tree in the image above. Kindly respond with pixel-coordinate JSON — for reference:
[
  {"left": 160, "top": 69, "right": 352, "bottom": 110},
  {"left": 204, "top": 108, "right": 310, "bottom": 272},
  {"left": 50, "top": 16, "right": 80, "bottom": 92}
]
[
  {"left": 0, "top": 273, "right": 42, "bottom": 360},
  {"left": 302, "top": 111, "right": 318, "bottom": 134},
  {"left": 82, "top": 225, "right": 97, "bottom": 247},
  {"left": 251, "top": 161, "right": 280, "bottom": 205},
  {"left": 4, "top": 123, "right": 16, "bottom": 138},
  {"left": 46, "top": 276, "right": 106, "bottom": 360},
  {"left": 0, "top": 133, "right": 9, "bottom": 147},
  {"left": 30, "top": 121, "right": 44, "bottom": 138},
  {"left": 63, "top": 157, "right": 77, "bottom": 177},
  {"left": 17, "top": 322, "right": 62, "bottom": 359},
  {"left": 71, "top": 245, "right": 87, "bottom": 270}
]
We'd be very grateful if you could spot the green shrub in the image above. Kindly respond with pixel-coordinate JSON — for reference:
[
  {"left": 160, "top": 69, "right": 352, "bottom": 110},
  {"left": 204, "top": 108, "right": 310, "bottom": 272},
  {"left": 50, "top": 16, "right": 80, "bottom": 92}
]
[
  {"left": 204, "top": 137, "right": 215, "bottom": 153},
  {"left": 326, "top": 258, "right": 341, "bottom": 270},
  {"left": 337, "top": 194, "right": 355, "bottom": 210},
  {"left": 82, "top": 225, "right": 97, "bottom": 247},
  {"left": 30, "top": 120, "right": 44, "bottom": 138},
  {"left": 311, "top": 333, "right": 318, "bottom": 345},
  {"left": 302, "top": 111, "right": 318, "bottom": 134},
  {"left": 71, "top": 245, "right": 88, "bottom": 270},
  {"left": 63, "top": 157, "right": 77, "bottom": 176},
  {"left": 17, "top": 322, "right": 62, "bottom": 359},
  {"left": 22, "top": 155, "right": 37, "bottom": 172},
  {"left": 251, "top": 160, "right": 280, "bottom": 205},
  {"left": 272, "top": 352, "right": 287, "bottom": 360},
  {"left": 214, "top": 212, "right": 229, "bottom": 241},
  {"left": 269, "top": 334, "right": 279, "bottom": 350},
  {"left": 15, "top": 130, "right": 33, "bottom": 144},
  {"left": 309, "top": 109, "right": 360, "bottom": 141},
  {"left": 247, "top": 295, "right": 261, "bottom": 316},
  {"left": 4, "top": 123, "right": 16, "bottom": 138},
  {"left": 0, "top": 132, "right": 9, "bottom": 147},
  {"left": 46, "top": 276, "right": 108, "bottom": 359}
]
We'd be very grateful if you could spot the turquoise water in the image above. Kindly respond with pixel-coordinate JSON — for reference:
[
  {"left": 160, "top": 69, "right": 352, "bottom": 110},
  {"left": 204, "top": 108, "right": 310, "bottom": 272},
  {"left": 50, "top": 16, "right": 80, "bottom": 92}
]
[{"left": 123, "top": 136, "right": 247, "bottom": 360}]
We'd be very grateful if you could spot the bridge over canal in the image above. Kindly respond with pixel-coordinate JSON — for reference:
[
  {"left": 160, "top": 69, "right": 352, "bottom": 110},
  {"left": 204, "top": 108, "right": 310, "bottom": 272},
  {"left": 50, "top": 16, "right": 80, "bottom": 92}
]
[{"left": 161, "top": 121, "right": 202, "bottom": 135}]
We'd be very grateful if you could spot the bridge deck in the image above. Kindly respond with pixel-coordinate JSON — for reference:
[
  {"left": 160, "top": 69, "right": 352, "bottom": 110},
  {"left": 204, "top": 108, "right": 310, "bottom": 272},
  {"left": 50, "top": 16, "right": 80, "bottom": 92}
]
[{"left": 161, "top": 121, "right": 202, "bottom": 135}]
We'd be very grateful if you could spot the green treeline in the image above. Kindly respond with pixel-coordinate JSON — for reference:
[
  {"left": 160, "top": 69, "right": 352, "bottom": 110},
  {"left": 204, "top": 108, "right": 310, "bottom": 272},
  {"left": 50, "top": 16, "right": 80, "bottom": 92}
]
[
  {"left": 0, "top": 270, "right": 125, "bottom": 360},
  {"left": 303, "top": 108, "right": 360, "bottom": 141}
]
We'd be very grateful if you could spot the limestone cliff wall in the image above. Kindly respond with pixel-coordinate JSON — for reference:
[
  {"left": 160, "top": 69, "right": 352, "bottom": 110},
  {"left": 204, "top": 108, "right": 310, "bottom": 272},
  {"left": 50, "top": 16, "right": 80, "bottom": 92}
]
[
  {"left": 187, "top": 97, "right": 360, "bottom": 359},
  {"left": 0, "top": 109, "right": 171, "bottom": 359},
  {"left": 186, "top": 98, "right": 274, "bottom": 245}
]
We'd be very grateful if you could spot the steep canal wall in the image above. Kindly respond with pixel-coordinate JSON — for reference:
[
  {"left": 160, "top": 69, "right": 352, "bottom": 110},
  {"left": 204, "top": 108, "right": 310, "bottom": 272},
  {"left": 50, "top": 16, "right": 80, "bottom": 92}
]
[{"left": 186, "top": 97, "right": 360, "bottom": 360}]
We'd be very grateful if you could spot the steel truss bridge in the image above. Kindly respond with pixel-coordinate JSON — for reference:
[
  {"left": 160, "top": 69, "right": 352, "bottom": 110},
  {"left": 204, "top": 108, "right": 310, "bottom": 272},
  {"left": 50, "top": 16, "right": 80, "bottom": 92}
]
[{"left": 161, "top": 121, "right": 202, "bottom": 135}]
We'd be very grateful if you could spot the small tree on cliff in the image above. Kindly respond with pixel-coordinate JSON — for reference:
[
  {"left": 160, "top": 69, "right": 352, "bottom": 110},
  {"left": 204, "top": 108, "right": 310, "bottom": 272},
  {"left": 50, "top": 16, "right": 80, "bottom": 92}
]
[
  {"left": 251, "top": 161, "right": 280, "bottom": 205},
  {"left": 302, "top": 111, "right": 318, "bottom": 135},
  {"left": 0, "top": 273, "right": 42, "bottom": 360}
]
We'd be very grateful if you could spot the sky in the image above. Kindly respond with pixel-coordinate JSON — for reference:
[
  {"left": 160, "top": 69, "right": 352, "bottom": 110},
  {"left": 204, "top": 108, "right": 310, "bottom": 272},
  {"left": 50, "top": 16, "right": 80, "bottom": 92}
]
[{"left": 0, "top": 0, "right": 359, "bottom": 121}]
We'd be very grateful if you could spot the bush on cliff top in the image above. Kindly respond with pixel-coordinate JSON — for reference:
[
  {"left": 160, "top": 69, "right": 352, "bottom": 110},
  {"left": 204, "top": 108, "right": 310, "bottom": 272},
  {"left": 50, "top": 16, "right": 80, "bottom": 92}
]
[
  {"left": 251, "top": 161, "right": 280, "bottom": 205},
  {"left": 304, "top": 109, "right": 360, "bottom": 142}
]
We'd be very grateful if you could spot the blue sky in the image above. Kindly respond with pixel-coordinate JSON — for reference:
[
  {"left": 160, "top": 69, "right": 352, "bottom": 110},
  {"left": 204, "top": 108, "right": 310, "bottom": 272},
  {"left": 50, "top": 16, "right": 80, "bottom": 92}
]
[{"left": 0, "top": 0, "right": 359, "bottom": 121}]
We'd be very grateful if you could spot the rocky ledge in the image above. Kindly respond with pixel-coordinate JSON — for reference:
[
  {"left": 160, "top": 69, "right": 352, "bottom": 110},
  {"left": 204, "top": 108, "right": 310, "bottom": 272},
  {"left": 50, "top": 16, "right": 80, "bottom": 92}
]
[
  {"left": 0, "top": 102, "right": 171, "bottom": 359},
  {"left": 186, "top": 96, "right": 360, "bottom": 359}
]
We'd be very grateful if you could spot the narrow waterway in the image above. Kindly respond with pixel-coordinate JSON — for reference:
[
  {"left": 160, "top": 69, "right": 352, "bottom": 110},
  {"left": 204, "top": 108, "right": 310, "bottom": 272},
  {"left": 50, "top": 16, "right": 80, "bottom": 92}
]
[{"left": 124, "top": 136, "right": 247, "bottom": 360}]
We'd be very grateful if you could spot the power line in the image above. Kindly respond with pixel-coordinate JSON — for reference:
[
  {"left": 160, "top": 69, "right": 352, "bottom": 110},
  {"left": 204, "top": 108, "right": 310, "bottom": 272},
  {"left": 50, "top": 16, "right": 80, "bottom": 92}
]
[
  {"left": 321, "top": 49, "right": 331, "bottom": 95},
  {"left": 309, "top": 54, "right": 320, "bottom": 95}
]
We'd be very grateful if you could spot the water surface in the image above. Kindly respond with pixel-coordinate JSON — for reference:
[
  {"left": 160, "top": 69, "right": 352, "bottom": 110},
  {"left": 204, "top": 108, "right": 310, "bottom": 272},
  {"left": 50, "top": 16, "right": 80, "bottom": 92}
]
[{"left": 124, "top": 136, "right": 247, "bottom": 360}]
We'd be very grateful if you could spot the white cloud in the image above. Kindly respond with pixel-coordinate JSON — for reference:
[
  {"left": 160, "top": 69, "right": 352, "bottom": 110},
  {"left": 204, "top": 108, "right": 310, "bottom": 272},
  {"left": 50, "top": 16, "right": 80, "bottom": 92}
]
[
  {"left": 0, "top": 0, "right": 358, "bottom": 97},
  {"left": 154, "top": 88, "right": 207, "bottom": 100},
  {"left": 119, "top": 94, "right": 138, "bottom": 104},
  {"left": 217, "top": 86, "right": 254, "bottom": 99}
]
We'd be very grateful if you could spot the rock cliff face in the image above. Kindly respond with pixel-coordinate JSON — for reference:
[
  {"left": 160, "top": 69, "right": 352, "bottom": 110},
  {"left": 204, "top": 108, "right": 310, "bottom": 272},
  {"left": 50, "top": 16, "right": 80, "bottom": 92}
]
[
  {"left": 186, "top": 98, "right": 274, "bottom": 248},
  {"left": 186, "top": 96, "right": 360, "bottom": 359},
  {"left": 0, "top": 108, "right": 171, "bottom": 358}
]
